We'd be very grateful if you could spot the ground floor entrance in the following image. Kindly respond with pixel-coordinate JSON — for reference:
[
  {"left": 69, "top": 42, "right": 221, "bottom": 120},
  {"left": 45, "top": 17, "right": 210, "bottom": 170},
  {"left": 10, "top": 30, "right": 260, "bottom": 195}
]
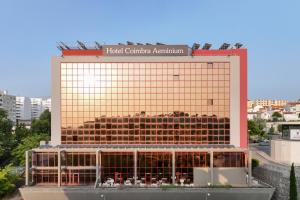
[{"left": 27, "top": 148, "right": 250, "bottom": 187}]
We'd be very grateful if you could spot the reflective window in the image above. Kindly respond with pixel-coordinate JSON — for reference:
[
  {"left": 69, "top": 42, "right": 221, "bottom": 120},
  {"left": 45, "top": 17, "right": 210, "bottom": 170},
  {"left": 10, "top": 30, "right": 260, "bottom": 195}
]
[
  {"left": 213, "top": 152, "right": 245, "bottom": 167},
  {"left": 33, "top": 152, "right": 58, "bottom": 167},
  {"left": 137, "top": 152, "right": 172, "bottom": 184},
  {"left": 61, "top": 62, "right": 230, "bottom": 144},
  {"left": 175, "top": 152, "right": 210, "bottom": 184},
  {"left": 101, "top": 152, "right": 134, "bottom": 184}
]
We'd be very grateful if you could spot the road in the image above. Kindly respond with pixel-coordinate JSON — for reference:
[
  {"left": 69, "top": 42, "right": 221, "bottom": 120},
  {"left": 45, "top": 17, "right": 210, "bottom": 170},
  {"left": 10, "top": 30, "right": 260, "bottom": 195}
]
[{"left": 250, "top": 143, "right": 271, "bottom": 156}]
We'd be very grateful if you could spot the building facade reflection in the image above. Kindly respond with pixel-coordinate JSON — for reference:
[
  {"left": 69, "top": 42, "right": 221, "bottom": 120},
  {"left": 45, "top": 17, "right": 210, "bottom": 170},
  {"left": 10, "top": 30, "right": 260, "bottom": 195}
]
[{"left": 61, "top": 62, "right": 230, "bottom": 144}]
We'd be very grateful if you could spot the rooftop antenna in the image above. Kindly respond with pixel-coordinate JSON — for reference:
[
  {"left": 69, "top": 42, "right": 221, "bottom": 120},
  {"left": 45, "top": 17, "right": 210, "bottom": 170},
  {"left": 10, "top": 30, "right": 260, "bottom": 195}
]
[
  {"left": 219, "top": 43, "right": 230, "bottom": 50},
  {"left": 77, "top": 41, "right": 88, "bottom": 50},
  {"left": 60, "top": 42, "right": 71, "bottom": 50},
  {"left": 56, "top": 45, "right": 64, "bottom": 51},
  {"left": 192, "top": 43, "right": 200, "bottom": 50},
  {"left": 95, "top": 42, "right": 102, "bottom": 49},
  {"left": 127, "top": 41, "right": 135, "bottom": 45},
  {"left": 202, "top": 43, "right": 212, "bottom": 50},
  {"left": 234, "top": 43, "right": 243, "bottom": 49},
  {"left": 56, "top": 42, "right": 64, "bottom": 50}
]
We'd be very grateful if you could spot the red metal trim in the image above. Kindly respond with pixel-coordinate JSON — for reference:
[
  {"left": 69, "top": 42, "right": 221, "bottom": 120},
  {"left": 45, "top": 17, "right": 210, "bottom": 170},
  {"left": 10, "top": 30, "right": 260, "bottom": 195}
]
[
  {"left": 192, "top": 49, "right": 248, "bottom": 148},
  {"left": 62, "top": 49, "right": 103, "bottom": 56},
  {"left": 239, "top": 50, "right": 248, "bottom": 148}
]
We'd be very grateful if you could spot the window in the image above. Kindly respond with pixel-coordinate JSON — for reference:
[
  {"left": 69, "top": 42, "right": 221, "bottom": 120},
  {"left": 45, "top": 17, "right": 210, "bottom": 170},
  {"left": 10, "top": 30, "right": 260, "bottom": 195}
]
[
  {"left": 60, "top": 62, "right": 230, "bottom": 145},
  {"left": 173, "top": 74, "right": 180, "bottom": 81}
]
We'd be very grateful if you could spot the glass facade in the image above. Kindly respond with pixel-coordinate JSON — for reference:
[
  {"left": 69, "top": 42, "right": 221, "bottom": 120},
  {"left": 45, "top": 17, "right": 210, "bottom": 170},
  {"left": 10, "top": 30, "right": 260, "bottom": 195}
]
[
  {"left": 31, "top": 151, "right": 245, "bottom": 186},
  {"left": 65, "top": 152, "right": 96, "bottom": 166},
  {"left": 61, "top": 62, "right": 230, "bottom": 144},
  {"left": 61, "top": 169, "right": 96, "bottom": 186},
  {"left": 137, "top": 152, "right": 172, "bottom": 184},
  {"left": 27, "top": 59, "right": 250, "bottom": 187},
  {"left": 101, "top": 152, "right": 134, "bottom": 184},
  {"left": 32, "top": 152, "right": 58, "bottom": 167},
  {"left": 175, "top": 152, "right": 210, "bottom": 184},
  {"left": 213, "top": 152, "right": 245, "bottom": 167},
  {"left": 33, "top": 170, "right": 58, "bottom": 185}
]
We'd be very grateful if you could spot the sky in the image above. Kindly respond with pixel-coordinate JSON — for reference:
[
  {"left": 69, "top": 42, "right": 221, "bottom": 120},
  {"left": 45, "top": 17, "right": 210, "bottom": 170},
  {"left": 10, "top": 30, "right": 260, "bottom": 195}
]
[{"left": 0, "top": 0, "right": 299, "bottom": 100}]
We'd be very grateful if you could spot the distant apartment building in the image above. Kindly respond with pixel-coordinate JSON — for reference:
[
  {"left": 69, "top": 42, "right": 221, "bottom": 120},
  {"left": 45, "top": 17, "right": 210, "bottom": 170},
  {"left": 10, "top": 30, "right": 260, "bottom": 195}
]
[
  {"left": 30, "top": 97, "right": 51, "bottom": 119},
  {"left": 42, "top": 97, "right": 51, "bottom": 112},
  {"left": 16, "top": 96, "right": 32, "bottom": 121},
  {"left": 0, "top": 90, "right": 16, "bottom": 123},
  {"left": 285, "top": 102, "right": 300, "bottom": 113},
  {"left": 253, "top": 99, "right": 288, "bottom": 107},
  {"left": 247, "top": 100, "right": 254, "bottom": 109},
  {"left": 283, "top": 112, "right": 300, "bottom": 121}
]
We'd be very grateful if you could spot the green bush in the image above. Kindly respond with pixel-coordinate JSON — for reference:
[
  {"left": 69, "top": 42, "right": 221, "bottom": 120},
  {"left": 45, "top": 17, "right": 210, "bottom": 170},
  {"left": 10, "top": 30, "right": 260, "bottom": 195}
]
[
  {"left": 0, "top": 165, "right": 20, "bottom": 198},
  {"left": 252, "top": 159, "right": 259, "bottom": 170}
]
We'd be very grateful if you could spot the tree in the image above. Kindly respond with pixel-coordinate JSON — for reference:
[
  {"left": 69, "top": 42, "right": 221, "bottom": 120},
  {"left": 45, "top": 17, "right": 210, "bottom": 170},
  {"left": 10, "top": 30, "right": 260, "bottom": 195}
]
[
  {"left": 12, "top": 133, "right": 50, "bottom": 166},
  {"left": 0, "top": 108, "right": 14, "bottom": 166},
  {"left": 14, "top": 123, "right": 30, "bottom": 144},
  {"left": 272, "top": 112, "right": 283, "bottom": 118},
  {"left": 248, "top": 119, "right": 266, "bottom": 138},
  {"left": 0, "top": 108, "right": 51, "bottom": 198},
  {"left": 290, "top": 163, "right": 298, "bottom": 200},
  {"left": 278, "top": 124, "right": 283, "bottom": 133},
  {"left": 0, "top": 165, "right": 20, "bottom": 198},
  {"left": 272, "top": 112, "right": 283, "bottom": 121},
  {"left": 269, "top": 127, "right": 275, "bottom": 134},
  {"left": 31, "top": 109, "right": 51, "bottom": 135}
]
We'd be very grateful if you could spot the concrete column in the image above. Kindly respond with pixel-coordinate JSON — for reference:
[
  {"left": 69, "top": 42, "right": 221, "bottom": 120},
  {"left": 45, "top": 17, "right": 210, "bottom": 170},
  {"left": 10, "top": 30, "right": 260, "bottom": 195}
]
[
  {"left": 172, "top": 151, "right": 175, "bottom": 185},
  {"left": 58, "top": 150, "right": 61, "bottom": 187},
  {"left": 96, "top": 150, "right": 101, "bottom": 184},
  {"left": 210, "top": 150, "right": 214, "bottom": 186},
  {"left": 99, "top": 151, "right": 102, "bottom": 184},
  {"left": 31, "top": 151, "right": 34, "bottom": 184},
  {"left": 25, "top": 151, "right": 30, "bottom": 186},
  {"left": 248, "top": 150, "right": 252, "bottom": 186},
  {"left": 134, "top": 150, "right": 137, "bottom": 184},
  {"left": 96, "top": 150, "right": 99, "bottom": 179}
]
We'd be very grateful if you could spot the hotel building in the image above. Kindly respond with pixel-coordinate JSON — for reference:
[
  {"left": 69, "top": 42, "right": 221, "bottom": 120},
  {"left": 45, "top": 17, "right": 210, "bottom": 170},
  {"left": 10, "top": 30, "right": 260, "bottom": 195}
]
[{"left": 21, "top": 42, "right": 274, "bottom": 200}]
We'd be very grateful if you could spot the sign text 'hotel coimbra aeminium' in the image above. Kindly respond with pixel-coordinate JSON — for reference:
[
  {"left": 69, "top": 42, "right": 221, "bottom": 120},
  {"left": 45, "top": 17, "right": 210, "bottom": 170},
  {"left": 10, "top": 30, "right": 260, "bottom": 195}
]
[{"left": 103, "top": 45, "right": 189, "bottom": 56}]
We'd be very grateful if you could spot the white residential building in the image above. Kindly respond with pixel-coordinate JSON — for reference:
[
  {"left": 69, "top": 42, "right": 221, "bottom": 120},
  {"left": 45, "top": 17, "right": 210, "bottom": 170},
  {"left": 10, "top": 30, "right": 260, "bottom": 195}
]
[
  {"left": 16, "top": 96, "right": 32, "bottom": 121},
  {"left": 0, "top": 90, "right": 16, "bottom": 123},
  {"left": 42, "top": 97, "right": 51, "bottom": 112},
  {"left": 30, "top": 97, "right": 51, "bottom": 119},
  {"left": 285, "top": 102, "right": 300, "bottom": 113},
  {"left": 283, "top": 112, "right": 300, "bottom": 121},
  {"left": 253, "top": 99, "right": 289, "bottom": 107}
]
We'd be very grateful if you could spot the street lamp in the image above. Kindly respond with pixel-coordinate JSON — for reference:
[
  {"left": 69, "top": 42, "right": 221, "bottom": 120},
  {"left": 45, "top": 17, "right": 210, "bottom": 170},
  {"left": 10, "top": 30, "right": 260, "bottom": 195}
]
[
  {"left": 206, "top": 193, "right": 211, "bottom": 200},
  {"left": 100, "top": 194, "right": 106, "bottom": 200},
  {"left": 206, "top": 182, "right": 211, "bottom": 200}
]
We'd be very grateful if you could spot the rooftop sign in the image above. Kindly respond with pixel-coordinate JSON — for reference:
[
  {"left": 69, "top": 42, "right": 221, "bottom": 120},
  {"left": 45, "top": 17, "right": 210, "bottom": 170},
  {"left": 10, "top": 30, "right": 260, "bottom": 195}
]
[{"left": 102, "top": 45, "right": 189, "bottom": 56}]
